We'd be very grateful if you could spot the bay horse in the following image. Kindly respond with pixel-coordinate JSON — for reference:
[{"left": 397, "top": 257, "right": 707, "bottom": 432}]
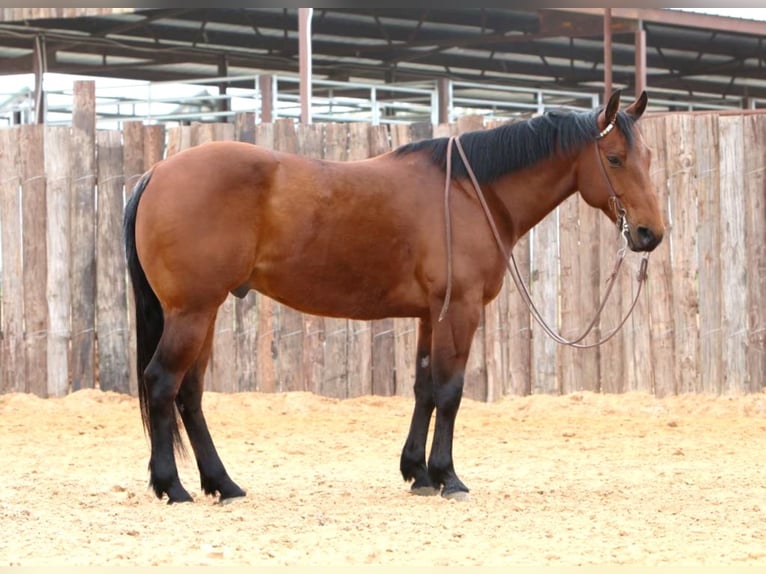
[{"left": 124, "top": 90, "right": 663, "bottom": 504}]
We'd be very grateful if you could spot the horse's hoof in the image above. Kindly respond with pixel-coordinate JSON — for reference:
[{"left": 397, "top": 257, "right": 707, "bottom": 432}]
[
  {"left": 442, "top": 490, "right": 470, "bottom": 501},
  {"left": 162, "top": 483, "right": 194, "bottom": 504},
  {"left": 219, "top": 492, "right": 246, "bottom": 505},
  {"left": 166, "top": 493, "right": 194, "bottom": 504},
  {"left": 410, "top": 485, "right": 440, "bottom": 497}
]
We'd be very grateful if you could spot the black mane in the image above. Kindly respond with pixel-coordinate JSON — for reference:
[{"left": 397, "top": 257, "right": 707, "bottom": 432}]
[{"left": 394, "top": 108, "right": 637, "bottom": 184}]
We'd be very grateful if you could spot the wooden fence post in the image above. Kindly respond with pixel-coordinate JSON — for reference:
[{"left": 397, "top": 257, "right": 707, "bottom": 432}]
[
  {"left": 719, "top": 115, "right": 748, "bottom": 394},
  {"left": 346, "top": 122, "right": 373, "bottom": 398},
  {"left": 0, "top": 128, "right": 24, "bottom": 393},
  {"left": 45, "top": 126, "right": 72, "bottom": 397},
  {"left": 272, "top": 118, "right": 305, "bottom": 394},
  {"left": 368, "top": 124, "right": 396, "bottom": 396},
  {"left": 696, "top": 114, "right": 723, "bottom": 394},
  {"left": 233, "top": 112, "right": 260, "bottom": 392},
  {"left": 122, "top": 121, "right": 145, "bottom": 396},
  {"left": 744, "top": 114, "right": 766, "bottom": 392},
  {"left": 70, "top": 80, "right": 97, "bottom": 391},
  {"left": 530, "top": 209, "right": 560, "bottom": 394},
  {"left": 642, "top": 116, "right": 675, "bottom": 397},
  {"left": 457, "top": 114, "right": 487, "bottom": 401},
  {"left": 321, "top": 123, "right": 351, "bottom": 398},
  {"left": 96, "top": 130, "right": 130, "bottom": 393},
  {"left": 210, "top": 122, "right": 238, "bottom": 393},
  {"left": 666, "top": 113, "right": 700, "bottom": 393},
  {"left": 295, "top": 122, "right": 326, "bottom": 396},
  {"left": 20, "top": 125, "right": 48, "bottom": 396}
]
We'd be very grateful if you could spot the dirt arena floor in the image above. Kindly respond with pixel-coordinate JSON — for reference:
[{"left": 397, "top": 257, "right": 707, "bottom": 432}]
[{"left": 1, "top": 389, "right": 766, "bottom": 566}]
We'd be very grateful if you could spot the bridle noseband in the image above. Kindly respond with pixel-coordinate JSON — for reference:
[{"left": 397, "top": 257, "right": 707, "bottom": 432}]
[{"left": 437, "top": 115, "right": 650, "bottom": 349}]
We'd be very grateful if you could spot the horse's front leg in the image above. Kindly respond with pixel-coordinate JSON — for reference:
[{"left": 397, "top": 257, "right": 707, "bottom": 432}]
[
  {"left": 427, "top": 298, "right": 481, "bottom": 499},
  {"left": 400, "top": 318, "right": 439, "bottom": 495}
]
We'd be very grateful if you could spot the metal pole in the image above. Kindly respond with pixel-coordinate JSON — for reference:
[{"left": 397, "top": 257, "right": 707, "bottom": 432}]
[
  {"left": 634, "top": 21, "right": 647, "bottom": 96},
  {"left": 299, "top": 8, "right": 313, "bottom": 124},
  {"left": 603, "top": 8, "right": 613, "bottom": 103},
  {"left": 33, "top": 34, "right": 47, "bottom": 124}
]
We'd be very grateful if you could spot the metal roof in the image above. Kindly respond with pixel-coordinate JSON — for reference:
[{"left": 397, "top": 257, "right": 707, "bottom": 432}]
[{"left": 0, "top": 8, "right": 765, "bottom": 111}]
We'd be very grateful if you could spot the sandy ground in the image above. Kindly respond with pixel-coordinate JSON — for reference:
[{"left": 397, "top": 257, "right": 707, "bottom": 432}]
[{"left": 1, "top": 389, "right": 766, "bottom": 566}]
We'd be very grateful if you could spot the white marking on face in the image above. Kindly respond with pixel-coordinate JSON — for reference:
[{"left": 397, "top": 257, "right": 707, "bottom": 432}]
[{"left": 420, "top": 355, "right": 430, "bottom": 369}]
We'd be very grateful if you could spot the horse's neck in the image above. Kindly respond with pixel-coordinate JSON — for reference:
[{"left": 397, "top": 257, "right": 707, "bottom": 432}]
[{"left": 490, "top": 155, "right": 578, "bottom": 245}]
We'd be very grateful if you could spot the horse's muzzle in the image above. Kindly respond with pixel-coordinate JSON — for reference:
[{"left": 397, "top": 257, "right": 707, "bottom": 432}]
[{"left": 629, "top": 225, "right": 663, "bottom": 252}]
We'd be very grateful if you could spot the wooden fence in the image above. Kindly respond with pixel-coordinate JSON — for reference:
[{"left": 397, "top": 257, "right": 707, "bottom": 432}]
[{"left": 0, "top": 82, "right": 764, "bottom": 399}]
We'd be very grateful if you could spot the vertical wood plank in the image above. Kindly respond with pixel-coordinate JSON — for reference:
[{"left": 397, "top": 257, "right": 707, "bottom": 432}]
[
  {"left": 207, "top": 124, "right": 238, "bottom": 393},
  {"left": 368, "top": 124, "right": 396, "bottom": 396},
  {"left": 557, "top": 195, "right": 591, "bottom": 393},
  {"left": 530, "top": 210, "right": 559, "bottom": 394},
  {"left": 642, "top": 116, "right": 675, "bottom": 397},
  {"left": 484, "top": 280, "right": 504, "bottom": 403},
  {"left": 20, "top": 124, "right": 48, "bottom": 397},
  {"left": 70, "top": 80, "right": 97, "bottom": 391},
  {"left": 556, "top": 195, "right": 577, "bottom": 394},
  {"left": 234, "top": 115, "right": 259, "bottom": 392},
  {"left": 96, "top": 130, "right": 130, "bottom": 394},
  {"left": 393, "top": 318, "right": 416, "bottom": 399},
  {"left": 165, "top": 126, "right": 181, "bottom": 157},
  {"left": 665, "top": 114, "right": 700, "bottom": 393},
  {"left": 273, "top": 118, "right": 304, "bottom": 393},
  {"left": 578, "top": 196, "right": 602, "bottom": 391},
  {"left": 696, "top": 114, "right": 723, "bottom": 394},
  {"left": 507, "top": 234, "right": 531, "bottom": 396},
  {"left": 557, "top": 192, "right": 601, "bottom": 394},
  {"left": 254, "top": 123, "right": 277, "bottom": 393},
  {"left": 390, "top": 123, "right": 416, "bottom": 399},
  {"left": 744, "top": 114, "right": 766, "bottom": 393},
  {"left": 0, "top": 128, "right": 24, "bottom": 393},
  {"left": 122, "top": 121, "right": 145, "bottom": 396},
  {"left": 296, "top": 122, "right": 326, "bottom": 395},
  {"left": 321, "top": 123, "right": 350, "bottom": 399},
  {"left": 457, "top": 115, "right": 487, "bottom": 401},
  {"left": 597, "top": 213, "right": 624, "bottom": 393},
  {"left": 142, "top": 124, "right": 165, "bottom": 169},
  {"left": 719, "top": 115, "right": 748, "bottom": 394},
  {"left": 345, "top": 122, "right": 373, "bottom": 398},
  {"left": 45, "top": 126, "right": 72, "bottom": 397},
  {"left": 234, "top": 112, "right": 256, "bottom": 145}
]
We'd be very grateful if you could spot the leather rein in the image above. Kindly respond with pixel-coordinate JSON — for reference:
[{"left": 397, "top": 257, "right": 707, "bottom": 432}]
[{"left": 437, "top": 121, "right": 650, "bottom": 349}]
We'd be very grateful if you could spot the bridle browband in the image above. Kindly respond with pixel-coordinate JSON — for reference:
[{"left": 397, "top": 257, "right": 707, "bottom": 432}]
[{"left": 437, "top": 115, "right": 650, "bottom": 349}]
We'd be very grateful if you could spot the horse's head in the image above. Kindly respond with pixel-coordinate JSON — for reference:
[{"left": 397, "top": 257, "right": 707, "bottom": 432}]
[{"left": 576, "top": 90, "right": 664, "bottom": 252}]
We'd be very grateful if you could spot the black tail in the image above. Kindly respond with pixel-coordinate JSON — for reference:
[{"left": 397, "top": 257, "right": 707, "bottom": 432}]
[{"left": 124, "top": 171, "right": 183, "bottom": 450}]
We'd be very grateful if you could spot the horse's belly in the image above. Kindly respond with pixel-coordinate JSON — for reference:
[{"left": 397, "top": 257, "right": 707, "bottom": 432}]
[{"left": 249, "top": 261, "right": 425, "bottom": 321}]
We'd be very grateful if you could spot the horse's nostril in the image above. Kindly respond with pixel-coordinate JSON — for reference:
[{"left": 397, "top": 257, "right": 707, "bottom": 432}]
[{"left": 637, "top": 226, "right": 658, "bottom": 250}]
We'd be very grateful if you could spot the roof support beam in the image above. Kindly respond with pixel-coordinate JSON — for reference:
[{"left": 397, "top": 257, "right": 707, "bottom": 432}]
[
  {"left": 603, "top": 8, "right": 612, "bottom": 103},
  {"left": 299, "top": 7, "right": 312, "bottom": 124},
  {"left": 33, "top": 34, "right": 47, "bottom": 124},
  {"left": 635, "top": 22, "right": 646, "bottom": 96}
]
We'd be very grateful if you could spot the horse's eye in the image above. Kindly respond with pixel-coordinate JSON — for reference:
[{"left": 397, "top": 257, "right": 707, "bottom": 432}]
[{"left": 606, "top": 155, "right": 622, "bottom": 167}]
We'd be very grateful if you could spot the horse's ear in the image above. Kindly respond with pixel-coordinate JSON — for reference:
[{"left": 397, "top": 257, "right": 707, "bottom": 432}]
[
  {"left": 601, "top": 90, "right": 622, "bottom": 131},
  {"left": 625, "top": 90, "right": 648, "bottom": 120}
]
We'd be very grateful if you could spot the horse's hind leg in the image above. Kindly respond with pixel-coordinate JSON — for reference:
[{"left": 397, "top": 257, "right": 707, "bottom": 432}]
[
  {"left": 145, "top": 309, "right": 215, "bottom": 503},
  {"left": 400, "top": 318, "right": 439, "bottom": 495},
  {"left": 176, "top": 316, "right": 245, "bottom": 502}
]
